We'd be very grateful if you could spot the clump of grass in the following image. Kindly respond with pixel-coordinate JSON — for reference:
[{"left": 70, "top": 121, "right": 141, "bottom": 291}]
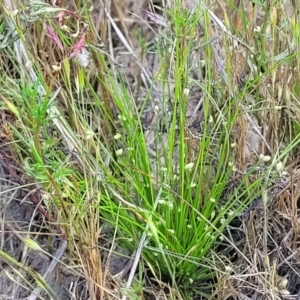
[{"left": 95, "top": 7, "right": 276, "bottom": 299}]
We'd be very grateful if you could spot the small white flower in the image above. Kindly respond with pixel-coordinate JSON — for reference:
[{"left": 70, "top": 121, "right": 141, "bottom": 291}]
[
  {"left": 276, "top": 161, "right": 284, "bottom": 172},
  {"left": 115, "top": 148, "right": 123, "bottom": 156},
  {"left": 260, "top": 154, "right": 271, "bottom": 162},
  {"left": 225, "top": 266, "right": 233, "bottom": 273},
  {"left": 200, "top": 60, "right": 205, "bottom": 67},
  {"left": 231, "top": 142, "right": 236, "bottom": 148},
  {"left": 281, "top": 279, "right": 288, "bottom": 288},
  {"left": 10, "top": 9, "right": 19, "bottom": 17},
  {"left": 167, "top": 229, "right": 175, "bottom": 234},
  {"left": 183, "top": 88, "right": 190, "bottom": 96},
  {"left": 227, "top": 210, "right": 234, "bottom": 216},
  {"left": 254, "top": 26, "right": 261, "bottom": 32},
  {"left": 114, "top": 133, "right": 121, "bottom": 140},
  {"left": 158, "top": 199, "right": 166, "bottom": 204},
  {"left": 41, "top": 193, "right": 50, "bottom": 201},
  {"left": 209, "top": 115, "right": 214, "bottom": 123},
  {"left": 61, "top": 25, "right": 72, "bottom": 32},
  {"left": 167, "top": 202, "right": 174, "bottom": 209},
  {"left": 26, "top": 60, "right": 32, "bottom": 68},
  {"left": 187, "top": 224, "right": 192, "bottom": 229},
  {"left": 184, "top": 162, "right": 194, "bottom": 171},
  {"left": 62, "top": 191, "right": 68, "bottom": 198},
  {"left": 210, "top": 197, "right": 216, "bottom": 203},
  {"left": 190, "top": 182, "right": 197, "bottom": 188},
  {"left": 52, "top": 64, "right": 61, "bottom": 72},
  {"left": 281, "top": 290, "right": 290, "bottom": 295},
  {"left": 86, "top": 129, "right": 94, "bottom": 139}
]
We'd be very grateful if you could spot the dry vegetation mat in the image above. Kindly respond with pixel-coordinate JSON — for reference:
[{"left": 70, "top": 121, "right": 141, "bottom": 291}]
[{"left": 1, "top": 0, "right": 300, "bottom": 299}]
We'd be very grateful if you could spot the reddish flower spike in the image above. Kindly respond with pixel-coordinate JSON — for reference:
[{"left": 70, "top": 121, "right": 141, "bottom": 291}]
[
  {"left": 46, "top": 24, "right": 64, "bottom": 53},
  {"left": 70, "top": 33, "right": 86, "bottom": 58}
]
